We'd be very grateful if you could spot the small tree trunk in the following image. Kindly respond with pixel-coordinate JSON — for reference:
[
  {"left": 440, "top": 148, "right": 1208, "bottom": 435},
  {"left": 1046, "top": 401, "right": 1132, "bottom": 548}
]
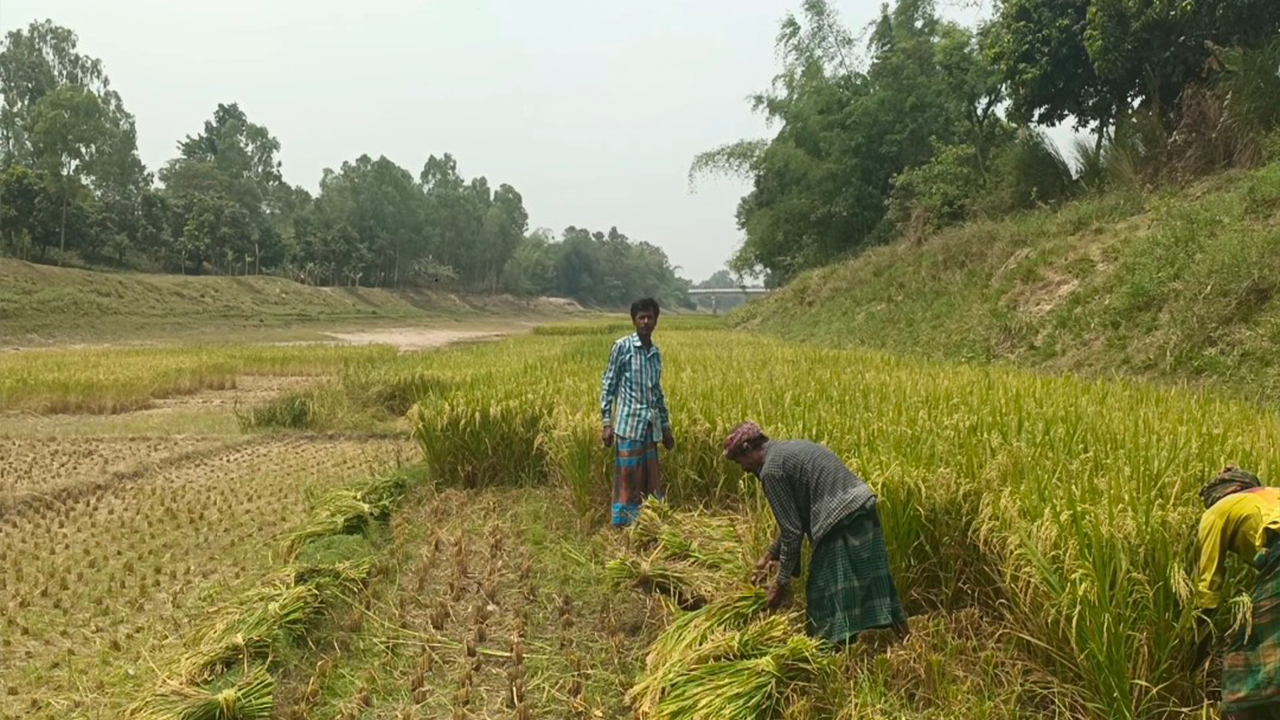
[{"left": 59, "top": 188, "right": 68, "bottom": 263}]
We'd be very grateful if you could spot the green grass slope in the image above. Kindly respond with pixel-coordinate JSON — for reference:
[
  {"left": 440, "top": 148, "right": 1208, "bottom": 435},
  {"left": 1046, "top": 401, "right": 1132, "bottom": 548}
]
[
  {"left": 0, "top": 260, "right": 581, "bottom": 344},
  {"left": 735, "top": 163, "right": 1280, "bottom": 398}
]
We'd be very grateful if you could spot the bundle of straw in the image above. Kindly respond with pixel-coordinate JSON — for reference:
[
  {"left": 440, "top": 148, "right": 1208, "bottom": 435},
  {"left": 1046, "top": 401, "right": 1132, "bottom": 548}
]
[
  {"left": 357, "top": 470, "right": 414, "bottom": 512},
  {"left": 628, "top": 586, "right": 833, "bottom": 720},
  {"left": 630, "top": 593, "right": 784, "bottom": 716}
]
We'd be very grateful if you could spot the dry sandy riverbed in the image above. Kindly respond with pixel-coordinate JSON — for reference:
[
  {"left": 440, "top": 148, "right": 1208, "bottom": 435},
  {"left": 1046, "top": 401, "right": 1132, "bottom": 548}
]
[{"left": 317, "top": 326, "right": 517, "bottom": 350}]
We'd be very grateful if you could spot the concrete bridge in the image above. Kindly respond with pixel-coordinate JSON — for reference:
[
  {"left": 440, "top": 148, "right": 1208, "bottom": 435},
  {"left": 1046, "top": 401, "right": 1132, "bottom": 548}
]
[{"left": 687, "top": 286, "right": 770, "bottom": 314}]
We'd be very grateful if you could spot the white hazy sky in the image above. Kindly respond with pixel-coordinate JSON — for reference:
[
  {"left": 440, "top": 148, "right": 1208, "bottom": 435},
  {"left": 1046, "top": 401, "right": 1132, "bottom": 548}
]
[{"left": 3, "top": 0, "right": 1017, "bottom": 281}]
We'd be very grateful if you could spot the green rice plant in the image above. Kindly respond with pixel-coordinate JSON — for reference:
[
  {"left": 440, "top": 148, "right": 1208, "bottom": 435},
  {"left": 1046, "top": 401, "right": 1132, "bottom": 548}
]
[
  {"left": 541, "top": 408, "right": 612, "bottom": 522},
  {"left": 341, "top": 360, "right": 452, "bottom": 416},
  {"left": 139, "top": 666, "right": 275, "bottom": 720},
  {"left": 533, "top": 316, "right": 724, "bottom": 337},
  {"left": 832, "top": 609, "right": 1032, "bottom": 720},
  {"left": 237, "top": 390, "right": 322, "bottom": 430}
]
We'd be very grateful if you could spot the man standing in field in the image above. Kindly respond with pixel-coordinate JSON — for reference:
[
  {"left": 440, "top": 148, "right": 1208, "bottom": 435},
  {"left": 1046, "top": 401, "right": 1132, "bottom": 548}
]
[
  {"left": 723, "top": 421, "right": 909, "bottom": 645},
  {"left": 600, "top": 297, "right": 674, "bottom": 527},
  {"left": 1191, "top": 467, "right": 1280, "bottom": 719}
]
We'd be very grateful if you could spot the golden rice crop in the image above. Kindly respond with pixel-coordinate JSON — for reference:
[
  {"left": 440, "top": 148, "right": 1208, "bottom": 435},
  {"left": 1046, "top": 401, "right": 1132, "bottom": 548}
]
[
  {"left": 403, "top": 326, "right": 1280, "bottom": 719},
  {"left": 0, "top": 343, "right": 396, "bottom": 414}
]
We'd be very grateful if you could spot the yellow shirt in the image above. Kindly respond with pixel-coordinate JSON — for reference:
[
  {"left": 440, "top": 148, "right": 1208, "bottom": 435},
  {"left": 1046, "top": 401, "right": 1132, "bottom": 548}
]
[{"left": 1196, "top": 487, "right": 1280, "bottom": 610}]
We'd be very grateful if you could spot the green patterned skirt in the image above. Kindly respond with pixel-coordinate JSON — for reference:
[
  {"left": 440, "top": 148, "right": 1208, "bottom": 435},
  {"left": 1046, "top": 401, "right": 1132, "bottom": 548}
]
[
  {"left": 1222, "top": 531, "right": 1280, "bottom": 715},
  {"left": 805, "top": 501, "right": 907, "bottom": 645}
]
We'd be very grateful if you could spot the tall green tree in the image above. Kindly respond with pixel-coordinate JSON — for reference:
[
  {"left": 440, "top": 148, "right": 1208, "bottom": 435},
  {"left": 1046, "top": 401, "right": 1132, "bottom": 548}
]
[
  {"left": 694, "top": 0, "right": 999, "bottom": 281},
  {"left": 0, "top": 20, "right": 113, "bottom": 162},
  {"left": 1, "top": 20, "right": 147, "bottom": 260},
  {"left": 159, "top": 103, "right": 285, "bottom": 273},
  {"left": 28, "top": 86, "right": 107, "bottom": 256},
  {"left": 990, "top": 0, "right": 1280, "bottom": 133},
  {"left": 311, "top": 154, "right": 426, "bottom": 286},
  {"left": 419, "top": 154, "right": 528, "bottom": 289}
]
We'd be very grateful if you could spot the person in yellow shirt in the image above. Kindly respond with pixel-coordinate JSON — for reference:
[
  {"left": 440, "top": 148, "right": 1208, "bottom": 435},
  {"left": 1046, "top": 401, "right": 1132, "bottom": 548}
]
[{"left": 1193, "top": 467, "right": 1280, "bottom": 719}]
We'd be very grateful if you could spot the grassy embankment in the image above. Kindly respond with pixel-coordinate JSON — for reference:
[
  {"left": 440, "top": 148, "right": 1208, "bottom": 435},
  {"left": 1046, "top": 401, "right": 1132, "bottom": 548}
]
[
  {"left": 735, "top": 162, "right": 1280, "bottom": 400},
  {"left": 0, "top": 258, "right": 582, "bottom": 346}
]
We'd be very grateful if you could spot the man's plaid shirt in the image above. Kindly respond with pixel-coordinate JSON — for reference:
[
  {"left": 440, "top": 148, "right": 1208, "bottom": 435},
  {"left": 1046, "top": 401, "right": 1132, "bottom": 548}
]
[{"left": 600, "top": 333, "right": 671, "bottom": 443}]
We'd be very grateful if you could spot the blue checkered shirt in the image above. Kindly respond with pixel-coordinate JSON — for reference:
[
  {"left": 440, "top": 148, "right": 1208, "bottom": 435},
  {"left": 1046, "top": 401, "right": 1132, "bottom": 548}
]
[{"left": 600, "top": 333, "right": 671, "bottom": 443}]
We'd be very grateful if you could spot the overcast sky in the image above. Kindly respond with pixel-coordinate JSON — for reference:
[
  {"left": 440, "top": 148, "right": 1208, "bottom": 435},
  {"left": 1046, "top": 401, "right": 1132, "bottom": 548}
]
[{"left": 3, "top": 0, "right": 1001, "bottom": 281}]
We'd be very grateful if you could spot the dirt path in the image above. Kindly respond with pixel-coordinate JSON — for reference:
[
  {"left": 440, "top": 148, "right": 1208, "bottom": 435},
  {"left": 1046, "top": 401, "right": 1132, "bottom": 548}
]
[
  {"left": 0, "top": 319, "right": 539, "bottom": 353},
  {"left": 319, "top": 326, "right": 519, "bottom": 351}
]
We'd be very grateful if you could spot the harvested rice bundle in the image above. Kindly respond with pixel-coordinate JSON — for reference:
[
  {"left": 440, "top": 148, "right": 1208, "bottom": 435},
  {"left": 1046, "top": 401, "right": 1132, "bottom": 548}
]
[
  {"left": 605, "top": 552, "right": 722, "bottom": 607},
  {"left": 655, "top": 527, "right": 743, "bottom": 572},
  {"left": 631, "top": 600, "right": 795, "bottom": 717},
  {"left": 650, "top": 635, "right": 832, "bottom": 720},
  {"left": 137, "top": 666, "right": 274, "bottom": 720},
  {"left": 630, "top": 501, "right": 742, "bottom": 571},
  {"left": 642, "top": 588, "right": 768, "bottom": 674},
  {"left": 290, "top": 557, "right": 373, "bottom": 589},
  {"left": 284, "top": 491, "right": 377, "bottom": 555},
  {"left": 181, "top": 583, "right": 320, "bottom": 680},
  {"left": 630, "top": 499, "right": 679, "bottom": 543},
  {"left": 291, "top": 534, "right": 376, "bottom": 588},
  {"left": 356, "top": 468, "right": 420, "bottom": 513}
]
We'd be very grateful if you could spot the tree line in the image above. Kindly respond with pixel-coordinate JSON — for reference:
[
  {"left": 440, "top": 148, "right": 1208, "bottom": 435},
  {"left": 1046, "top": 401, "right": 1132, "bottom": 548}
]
[
  {"left": 694, "top": 0, "right": 1280, "bottom": 284},
  {"left": 0, "top": 20, "right": 693, "bottom": 309}
]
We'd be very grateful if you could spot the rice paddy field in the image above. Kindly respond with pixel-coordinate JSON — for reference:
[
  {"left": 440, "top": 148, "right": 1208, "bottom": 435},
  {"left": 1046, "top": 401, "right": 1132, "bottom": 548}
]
[{"left": 1, "top": 317, "right": 1272, "bottom": 719}]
